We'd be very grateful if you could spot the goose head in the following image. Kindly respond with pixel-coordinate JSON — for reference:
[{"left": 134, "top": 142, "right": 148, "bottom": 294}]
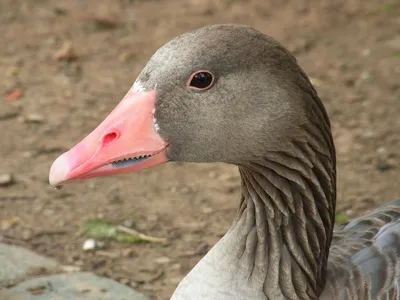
[{"left": 49, "top": 24, "right": 333, "bottom": 190}]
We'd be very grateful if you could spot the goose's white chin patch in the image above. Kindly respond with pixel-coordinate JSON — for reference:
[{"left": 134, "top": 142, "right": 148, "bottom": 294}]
[
  {"left": 153, "top": 113, "right": 160, "bottom": 133},
  {"left": 132, "top": 80, "right": 145, "bottom": 93},
  {"left": 131, "top": 80, "right": 160, "bottom": 133}
]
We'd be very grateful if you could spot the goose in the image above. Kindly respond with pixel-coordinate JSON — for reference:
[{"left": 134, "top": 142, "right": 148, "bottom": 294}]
[{"left": 49, "top": 24, "right": 400, "bottom": 300}]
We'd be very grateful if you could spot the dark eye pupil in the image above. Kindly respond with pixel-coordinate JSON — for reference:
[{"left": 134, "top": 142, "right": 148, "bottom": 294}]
[{"left": 190, "top": 72, "right": 213, "bottom": 89}]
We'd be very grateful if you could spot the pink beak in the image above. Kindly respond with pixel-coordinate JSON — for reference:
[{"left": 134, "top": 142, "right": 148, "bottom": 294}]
[{"left": 49, "top": 88, "right": 168, "bottom": 187}]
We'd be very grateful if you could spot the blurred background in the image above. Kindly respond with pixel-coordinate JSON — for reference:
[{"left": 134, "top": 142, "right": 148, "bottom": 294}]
[{"left": 0, "top": 0, "right": 399, "bottom": 299}]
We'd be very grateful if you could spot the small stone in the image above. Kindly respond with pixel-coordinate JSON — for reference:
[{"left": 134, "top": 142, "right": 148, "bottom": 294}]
[
  {"left": 201, "top": 206, "right": 213, "bottom": 214},
  {"left": 22, "top": 151, "right": 33, "bottom": 158},
  {"left": 82, "top": 239, "right": 97, "bottom": 251},
  {"left": 377, "top": 147, "right": 387, "bottom": 155},
  {"left": 361, "top": 48, "right": 371, "bottom": 56},
  {"left": 154, "top": 256, "right": 171, "bottom": 264},
  {"left": 360, "top": 71, "right": 373, "bottom": 82},
  {"left": 24, "top": 113, "right": 44, "bottom": 123},
  {"left": 0, "top": 173, "right": 14, "bottom": 186},
  {"left": 60, "top": 265, "right": 81, "bottom": 272}
]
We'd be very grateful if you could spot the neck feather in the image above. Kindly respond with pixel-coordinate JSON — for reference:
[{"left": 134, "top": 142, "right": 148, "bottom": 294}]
[{"left": 231, "top": 119, "right": 336, "bottom": 299}]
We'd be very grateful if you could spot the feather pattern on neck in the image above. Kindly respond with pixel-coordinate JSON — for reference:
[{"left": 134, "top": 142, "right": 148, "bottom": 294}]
[{"left": 230, "top": 113, "right": 336, "bottom": 299}]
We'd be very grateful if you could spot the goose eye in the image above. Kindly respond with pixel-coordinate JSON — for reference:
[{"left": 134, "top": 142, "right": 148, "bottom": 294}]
[{"left": 187, "top": 71, "right": 214, "bottom": 90}]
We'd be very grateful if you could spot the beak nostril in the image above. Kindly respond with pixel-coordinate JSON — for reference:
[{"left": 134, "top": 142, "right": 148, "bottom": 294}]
[{"left": 102, "top": 132, "right": 118, "bottom": 146}]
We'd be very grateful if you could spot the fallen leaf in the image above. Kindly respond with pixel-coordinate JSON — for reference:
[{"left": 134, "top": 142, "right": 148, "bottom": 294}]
[
  {"left": 1, "top": 216, "right": 20, "bottom": 230},
  {"left": 5, "top": 88, "right": 22, "bottom": 101}
]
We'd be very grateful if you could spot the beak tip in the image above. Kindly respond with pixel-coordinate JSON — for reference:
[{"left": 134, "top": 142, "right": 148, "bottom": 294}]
[{"left": 49, "top": 153, "right": 71, "bottom": 187}]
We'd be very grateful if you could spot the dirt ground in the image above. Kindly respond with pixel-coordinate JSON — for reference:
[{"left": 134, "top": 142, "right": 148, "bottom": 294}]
[{"left": 0, "top": 0, "right": 399, "bottom": 299}]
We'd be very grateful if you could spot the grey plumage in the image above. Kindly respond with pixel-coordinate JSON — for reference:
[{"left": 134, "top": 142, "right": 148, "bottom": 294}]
[
  {"left": 322, "top": 200, "right": 400, "bottom": 299},
  {"left": 55, "top": 23, "right": 400, "bottom": 299}
]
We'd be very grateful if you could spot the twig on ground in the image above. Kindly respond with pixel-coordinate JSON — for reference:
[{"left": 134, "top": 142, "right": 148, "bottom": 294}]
[{"left": 116, "top": 226, "right": 167, "bottom": 244}]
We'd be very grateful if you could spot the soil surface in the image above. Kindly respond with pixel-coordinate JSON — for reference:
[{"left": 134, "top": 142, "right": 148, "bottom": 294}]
[{"left": 1, "top": 0, "right": 399, "bottom": 299}]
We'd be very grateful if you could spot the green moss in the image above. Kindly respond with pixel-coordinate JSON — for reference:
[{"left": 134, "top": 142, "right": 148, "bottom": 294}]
[{"left": 81, "top": 218, "right": 147, "bottom": 244}]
